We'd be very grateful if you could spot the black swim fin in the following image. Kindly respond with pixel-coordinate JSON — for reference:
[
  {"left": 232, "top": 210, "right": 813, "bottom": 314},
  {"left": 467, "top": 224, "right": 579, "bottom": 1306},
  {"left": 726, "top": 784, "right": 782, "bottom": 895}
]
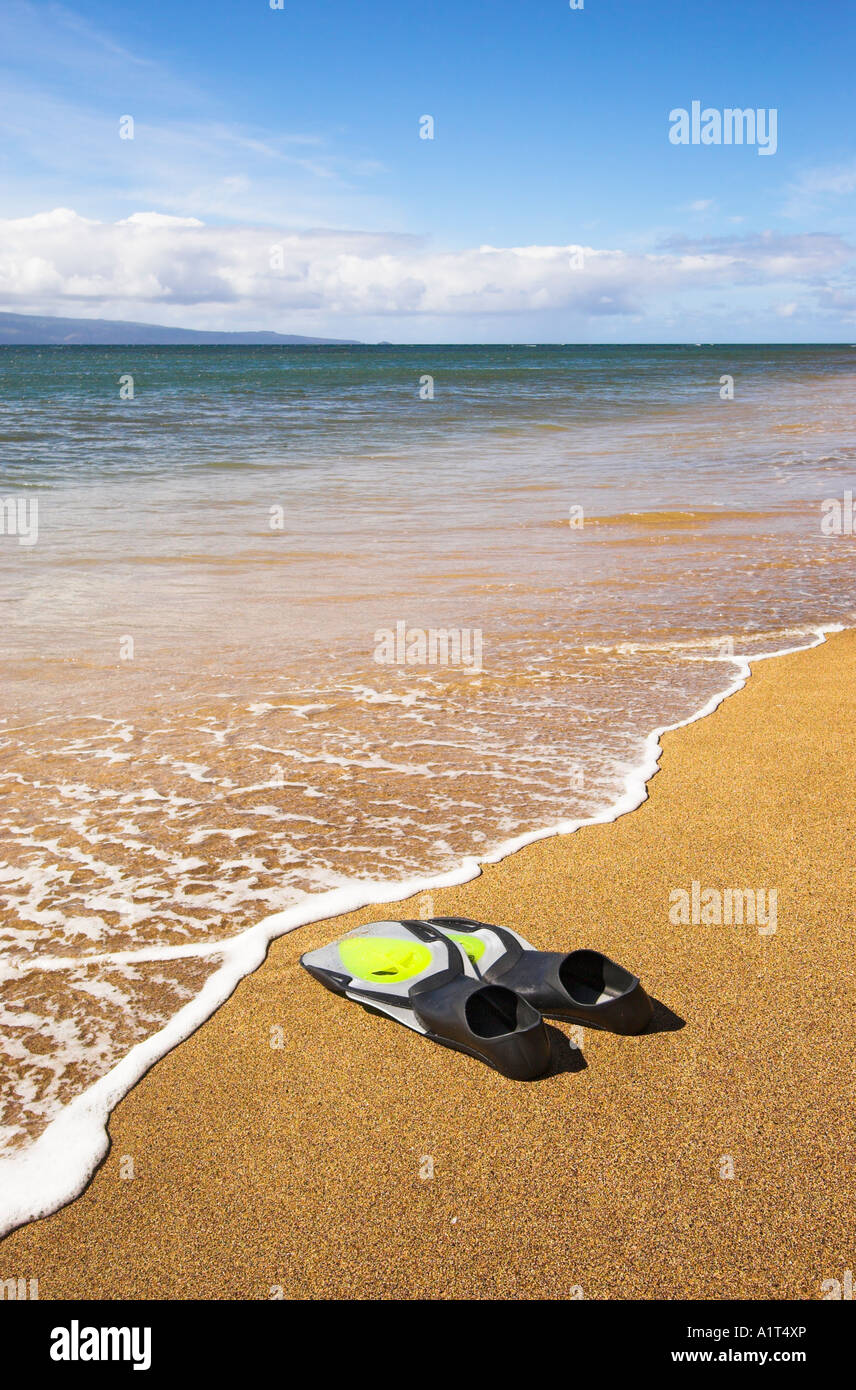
[
  {"left": 427, "top": 917, "right": 653, "bottom": 1035},
  {"left": 300, "top": 919, "right": 552, "bottom": 1080}
]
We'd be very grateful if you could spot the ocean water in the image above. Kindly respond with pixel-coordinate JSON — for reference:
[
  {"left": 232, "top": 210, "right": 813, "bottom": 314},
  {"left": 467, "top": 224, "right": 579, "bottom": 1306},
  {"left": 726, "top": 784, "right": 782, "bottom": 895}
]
[{"left": 1, "top": 345, "right": 855, "bottom": 1189}]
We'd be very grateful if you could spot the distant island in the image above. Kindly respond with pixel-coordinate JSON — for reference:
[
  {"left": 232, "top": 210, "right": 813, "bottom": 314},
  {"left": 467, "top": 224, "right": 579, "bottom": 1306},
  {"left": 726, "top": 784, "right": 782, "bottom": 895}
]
[{"left": 0, "top": 311, "right": 361, "bottom": 347}]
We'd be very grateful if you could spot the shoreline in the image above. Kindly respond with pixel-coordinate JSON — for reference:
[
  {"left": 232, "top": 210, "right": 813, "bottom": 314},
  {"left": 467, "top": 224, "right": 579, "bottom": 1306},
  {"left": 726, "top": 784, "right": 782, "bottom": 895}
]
[
  {"left": 2, "top": 626, "right": 854, "bottom": 1296},
  {"left": 0, "top": 621, "right": 844, "bottom": 1242},
  {"left": 3, "top": 624, "right": 853, "bottom": 1296}
]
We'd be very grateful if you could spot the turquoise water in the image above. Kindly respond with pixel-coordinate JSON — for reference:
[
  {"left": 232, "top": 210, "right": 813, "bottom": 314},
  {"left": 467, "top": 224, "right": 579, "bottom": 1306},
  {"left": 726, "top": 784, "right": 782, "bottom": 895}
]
[
  {"left": 3, "top": 343, "right": 856, "bottom": 480},
  {"left": 2, "top": 343, "right": 855, "bottom": 669}
]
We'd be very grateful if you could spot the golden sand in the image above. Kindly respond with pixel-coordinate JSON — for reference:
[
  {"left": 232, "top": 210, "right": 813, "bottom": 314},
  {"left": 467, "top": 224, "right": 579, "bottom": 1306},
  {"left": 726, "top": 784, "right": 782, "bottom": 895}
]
[{"left": 2, "top": 629, "right": 855, "bottom": 1300}]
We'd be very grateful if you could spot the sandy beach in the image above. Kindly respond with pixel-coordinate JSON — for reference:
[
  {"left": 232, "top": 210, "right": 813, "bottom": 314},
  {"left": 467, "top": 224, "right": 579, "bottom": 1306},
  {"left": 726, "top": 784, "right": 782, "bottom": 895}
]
[{"left": 2, "top": 628, "right": 854, "bottom": 1301}]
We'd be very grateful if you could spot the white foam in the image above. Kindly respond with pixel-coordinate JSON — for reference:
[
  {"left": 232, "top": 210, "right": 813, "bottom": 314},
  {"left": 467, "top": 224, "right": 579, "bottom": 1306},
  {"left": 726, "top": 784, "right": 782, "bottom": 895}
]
[
  {"left": 0, "top": 621, "right": 843, "bottom": 1239},
  {"left": 247, "top": 701, "right": 332, "bottom": 716}
]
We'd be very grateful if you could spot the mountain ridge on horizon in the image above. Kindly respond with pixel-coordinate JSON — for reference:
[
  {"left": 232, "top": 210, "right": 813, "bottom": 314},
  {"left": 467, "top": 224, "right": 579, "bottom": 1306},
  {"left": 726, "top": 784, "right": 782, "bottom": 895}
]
[{"left": 0, "top": 310, "right": 361, "bottom": 346}]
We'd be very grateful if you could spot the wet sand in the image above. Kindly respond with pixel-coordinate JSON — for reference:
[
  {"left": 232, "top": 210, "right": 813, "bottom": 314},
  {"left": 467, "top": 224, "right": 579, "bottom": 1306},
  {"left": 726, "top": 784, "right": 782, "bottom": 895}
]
[{"left": 2, "top": 629, "right": 854, "bottom": 1300}]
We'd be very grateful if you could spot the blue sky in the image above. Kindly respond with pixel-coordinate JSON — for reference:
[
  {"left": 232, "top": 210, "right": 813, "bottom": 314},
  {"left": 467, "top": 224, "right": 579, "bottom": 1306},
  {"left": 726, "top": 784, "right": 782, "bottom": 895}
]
[{"left": 0, "top": 0, "right": 854, "bottom": 340}]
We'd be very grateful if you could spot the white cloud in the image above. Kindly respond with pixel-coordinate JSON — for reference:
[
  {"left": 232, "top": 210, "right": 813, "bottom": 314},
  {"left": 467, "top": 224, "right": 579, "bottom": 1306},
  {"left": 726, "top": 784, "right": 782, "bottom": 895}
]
[
  {"left": 813, "top": 286, "right": 856, "bottom": 316},
  {"left": 0, "top": 211, "right": 852, "bottom": 334},
  {"left": 783, "top": 161, "right": 856, "bottom": 218},
  {"left": 795, "top": 164, "right": 856, "bottom": 197}
]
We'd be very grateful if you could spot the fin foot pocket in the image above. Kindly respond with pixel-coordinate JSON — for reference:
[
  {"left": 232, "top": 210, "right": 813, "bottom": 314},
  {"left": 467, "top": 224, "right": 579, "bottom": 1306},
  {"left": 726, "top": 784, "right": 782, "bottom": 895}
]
[{"left": 428, "top": 918, "right": 654, "bottom": 1035}]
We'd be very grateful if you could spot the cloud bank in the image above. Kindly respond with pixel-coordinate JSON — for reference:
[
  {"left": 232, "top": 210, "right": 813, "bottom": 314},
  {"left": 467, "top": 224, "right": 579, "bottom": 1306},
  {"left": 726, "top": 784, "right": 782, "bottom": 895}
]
[{"left": 0, "top": 209, "right": 853, "bottom": 335}]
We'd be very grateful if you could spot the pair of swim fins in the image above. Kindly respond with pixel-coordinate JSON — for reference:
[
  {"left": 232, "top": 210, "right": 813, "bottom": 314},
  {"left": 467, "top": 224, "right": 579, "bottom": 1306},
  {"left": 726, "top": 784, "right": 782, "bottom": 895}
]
[{"left": 300, "top": 916, "right": 653, "bottom": 1081}]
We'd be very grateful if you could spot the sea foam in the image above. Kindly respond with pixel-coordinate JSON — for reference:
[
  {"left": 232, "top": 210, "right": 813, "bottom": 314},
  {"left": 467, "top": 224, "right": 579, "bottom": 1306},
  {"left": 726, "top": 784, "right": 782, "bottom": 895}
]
[{"left": 0, "top": 622, "right": 842, "bottom": 1238}]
